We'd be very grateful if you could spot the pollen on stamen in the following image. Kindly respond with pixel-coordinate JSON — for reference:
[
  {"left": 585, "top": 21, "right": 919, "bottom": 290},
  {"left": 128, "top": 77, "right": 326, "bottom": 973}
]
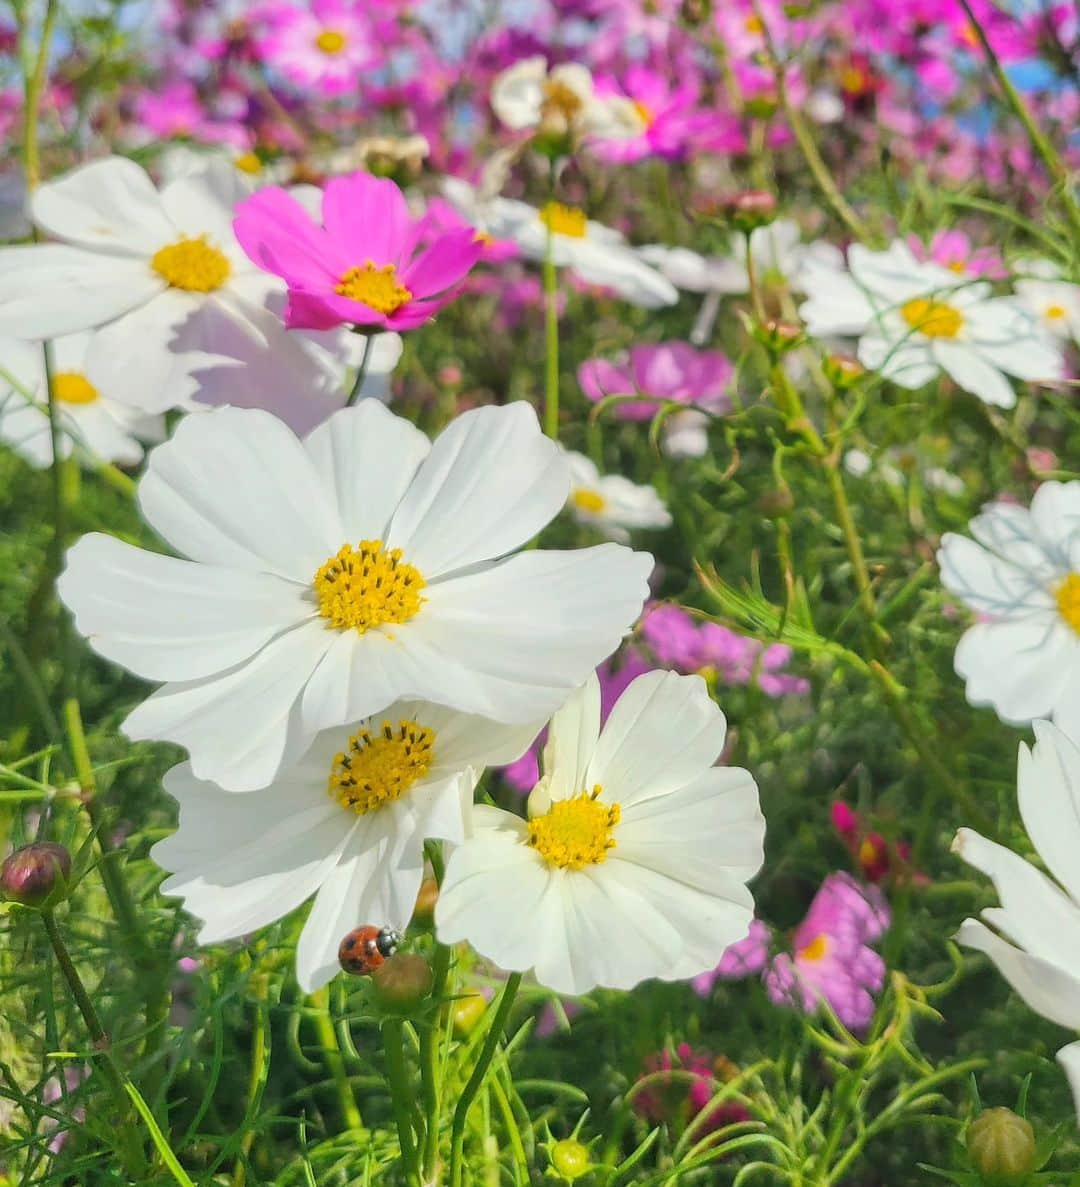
[
  {"left": 151, "top": 235, "right": 232, "bottom": 292},
  {"left": 334, "top": 261, "right": 413, "bottom": 314},
  {"left": 527, "top": 786, "right": 621, "bottom": 870},
  {"left": 329, "top": 719, "right": 436, "bottom": 815},
  {"left": 313, "top": 539, "right": 426, "bottom": 633}
]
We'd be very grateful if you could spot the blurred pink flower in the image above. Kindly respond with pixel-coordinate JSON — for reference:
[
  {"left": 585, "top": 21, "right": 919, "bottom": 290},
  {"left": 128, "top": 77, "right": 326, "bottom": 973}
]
[
  {"left": 691, "top": 919, "right": 771, "bottom": 995},
  {"left": 255, "top": 0, "right": 378, "bottom": 96},
  {"left": 634, "top": 1044, "right": 750, "bottom": 1134},
  {"left": 579, "top": 342, "right": 733, "bottom": 421}
]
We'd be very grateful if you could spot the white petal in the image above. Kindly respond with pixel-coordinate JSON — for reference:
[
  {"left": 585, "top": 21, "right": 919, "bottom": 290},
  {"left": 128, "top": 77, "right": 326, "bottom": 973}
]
[
  {"left": 952, "top": 828, "right": 1080, "bottom": 969},
  {"left": 58, "top": 533, "right": 310, "bottom": 682},
  {"left": 955, "top": 620, "right": 1076, "bottom": 725},
  {"left": 31, "top": 157, "right": 174, "bottom": 255},
  {"left": 934, "top": 341, "right": 1016, "bottom": 408},
  {"left": 1056, "top": 1042, "right": 1080, "bottom": 1127},
  {"left": 586, "top": 671, "right": 727, "bottom": 806},
  {"left": 542, "top": 673, "right": 601, "bottom": 801},
  {"left": 955, "top": 918, "right": 1080, "bottom": 1028},
  {"left": 123, "top": 619, "right": 333, "bottom": 791},
  {"left": 304, "top": 401, "right": 431, "bottom": 543},
  {"left": 160, "top": 160, "right": 248, "bottom": 250},
  {"left": 0, "top": 244, "right": 165, "bottom": 339},
  {"left": 1019, "top": 721, "right": 1080, "bottom": 904},
  {"left": 937, "top": 532, "right": 1052, "bottom": 617},
  {"left": 138, "top": 406, "right": 343, "bottom": 580},
  {"left": 386, "top": 403, "right": 568, "bottom": 578}
]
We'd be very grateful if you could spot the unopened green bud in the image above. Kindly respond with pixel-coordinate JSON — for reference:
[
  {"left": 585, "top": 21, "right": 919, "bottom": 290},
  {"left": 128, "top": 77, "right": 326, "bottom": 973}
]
[
  {"left": 967, "top": 1108, "right": 1036, "bottom": 1186},
  {"left": 372, "top": 953, "right": 433, "bottom": 1011},
  {"left": 754, "top": 318, "right": 804, "bottom": 355},
  {"left": 451, "top": 992, "right": 487, "bottom": 1037},
  {"left": 1, "top": 843, "right": 71, "bottom": 908},
  {"left": 822, "top": 354, "right": 864, "bottom": 390},
  {"left": 550, "top": 1138, "right": 592, "bottom": 1181},
  {"left": 725, "top": 189, "right": 778, "bottom": 233},
  {"left": 757, "top": 486, "right": 796, "bottom": 518}
]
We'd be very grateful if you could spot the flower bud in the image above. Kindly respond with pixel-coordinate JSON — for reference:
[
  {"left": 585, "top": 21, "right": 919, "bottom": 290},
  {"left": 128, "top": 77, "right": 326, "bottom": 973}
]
[
  {"left": 756, "top": 486, "right": 796, "bottom": 519},
  {"left": 1, "top": 843, "right": 71, "bottom": 908},
  {"left": 822, "top": 354, "right": 864, "bottom": 390},
  {"left": 372, "top": 953, "right": 433, "bottom": 1012},
  {"left": 550, "top": 1138, "right": 592, "bottom": 1181},
  {"left": 725, "top": 190, "right": 777, "bottom": 233},
  {"left": 451, "top": 991, "right": 487, "bottom": 1037},
  {"left": 967, "top": 1108, "right": 1036, "bottom": 1186},
  {"left": 753, "top": 318, "right": 804, "bottom": 355}
]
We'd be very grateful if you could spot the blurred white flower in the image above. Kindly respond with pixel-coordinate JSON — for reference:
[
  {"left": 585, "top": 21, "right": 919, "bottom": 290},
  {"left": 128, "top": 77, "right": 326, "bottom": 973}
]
[
  {"left": 1014, "top": 275, "right": 1080, "bottom": 345},
  {"left": 491, "top": 57, "right": 644, "bottom": 140},
  {"left": 0, "top": 332, "right": 163, "bottom": 468},
  {"left": 59, "top": 402, "right": 652, "bottom": 791},
  {"left": 564, "top": 451, "right": 671, "bottom": 542},
  {"left": 937, "top": 481, "right": 1080, "bottom": 738},
  {"left": 435, "top": 670, "right": 765, "bottom": 996},
  {"left": 799, "top": 240, "right": 1063, "bottom": 408},
  {"left": 953, "top": 719, "right": 1080, "bottom": 1125},
  {"left": 154, "top": 701, "right": 537, "bottom": 992}
]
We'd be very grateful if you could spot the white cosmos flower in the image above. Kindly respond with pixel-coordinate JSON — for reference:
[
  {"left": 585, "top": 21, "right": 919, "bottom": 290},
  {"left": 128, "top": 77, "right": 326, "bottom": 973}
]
[
  {"left": 0, "top": 333, "right": 163, "bottom": 468},
  {"left": 491, "top": 56, "right": 644, "bottom": 140},
  {"left": 59, "top": 401, "right": 652, "bottom": 792},
  {"left": 1014, "top": 275, "right": 1080, "bottom": 345},
  {"left": 565, "top": 451, "right": 672, "bottom": 542},
  {"left": 0, "top": 156, "right": 383, "bottom": 419},
  {"left": 435, "top": 670, "right": 765, "bottom": 996},
  {"left": 953, "top": 719, "right": 1080, "bottom": 1125},
  {"left": 799, "top": 240, "right": 1063, "bottom": 408},
  {"left": 153, "top": 701, "right": 539, "bottom": 993},
  {"left": 937, "top": 481, "right": 1080, "bottom": 739},
  {"left": 480, "top": 196, "right": 677, "bottom": 309}
]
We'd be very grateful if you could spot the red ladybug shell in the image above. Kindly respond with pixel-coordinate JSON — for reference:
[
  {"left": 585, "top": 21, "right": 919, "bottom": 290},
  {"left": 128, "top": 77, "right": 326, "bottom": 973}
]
[{"left": 338, "top": 925, "right": 400, "bottom": 976}]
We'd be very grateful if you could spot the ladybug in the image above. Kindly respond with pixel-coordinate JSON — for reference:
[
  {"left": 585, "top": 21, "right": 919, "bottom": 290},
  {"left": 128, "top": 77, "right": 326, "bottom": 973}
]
[{"left": 338, "top": 925, "right": 400, "bottom": 976}]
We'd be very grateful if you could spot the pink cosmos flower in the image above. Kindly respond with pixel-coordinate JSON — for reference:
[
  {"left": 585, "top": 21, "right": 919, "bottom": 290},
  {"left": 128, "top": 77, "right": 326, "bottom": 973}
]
[
  {"left": 579, "top": 342, "right": 734, "bottom": 422},
  {"left": 691, "top": 919, "right": 772, "bottom": 996},
  {"left": 591, "top": 68, "right": 714, "bottom": 163},
  {"left": 907, "top": 229, "right": 1007, "bottom": 280},
  {"left": 831, "top": 801, "right": 924, "bottom": 885},
  {"left": 764, "top": 873, "right": 890, "bottom": 1032},
  {"left": 634, "top": 1044, "right": 751, "bottom": 1135},
  {"left": 234, "top": 171, "right": 482, "bottom": 331},
  {"left": 423, "top": 196, "right": 520, "bottom": 264},
  {"left": 254, "top": 0, "right": 377, "bottom": 96}
]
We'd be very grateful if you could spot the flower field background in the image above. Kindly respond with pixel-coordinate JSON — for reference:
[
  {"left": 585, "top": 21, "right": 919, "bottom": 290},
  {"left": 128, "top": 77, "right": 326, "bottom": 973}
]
[{"left": 1, "top": 0, "right": 1080, "bottom": 1184}]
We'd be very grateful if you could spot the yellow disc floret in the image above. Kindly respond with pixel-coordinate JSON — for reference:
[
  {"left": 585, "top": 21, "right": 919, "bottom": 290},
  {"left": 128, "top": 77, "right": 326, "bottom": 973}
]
[
  {"left": 527, "top": 787, "right": 621, "bottom": 870},
  {"left": 798, "top": 933, "right": 829, "bottom": 963},
  {"left": 53, "top": 372, "right": 100, "bottom": 405},
  {"left": 1055, "top": 572, "right": 1080, "bottom": 635},
  {"left": 541, "top": 78, "right": 585, "bottom": 122},
  {"left": 334, "top": 261, "right": 413, "bottom": 314},
  {"left": 329, "top": 720, "right": 435, "bottom": 815},
  {"left": 539, "top": 201, "right": 588, "bottom": 239},
  {"left": 313, "top": 540, "right": 426, "bottom": 633},
  {"left": 315, "top": 28, "right": 348, "bottom": 54},
  {"left": 571, "top": 488, "right": 607, "bottom": 514},
  {"left": 151, "top": 236, "right": 231, "bottom": 292},
  {"left": 901, "top": 297, "right": 964, "bottom": 339}
]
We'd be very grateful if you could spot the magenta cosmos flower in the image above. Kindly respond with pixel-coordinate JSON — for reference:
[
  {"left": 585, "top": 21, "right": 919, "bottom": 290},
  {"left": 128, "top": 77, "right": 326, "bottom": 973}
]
[
  {"left": 764, "top": 873, "right": 890, "bottom": 1031},
  {"left": 255, "top": 0, "right": 377, "bottom": 96},
  {"left": 234, "top": 172, "right": 482, "bottom": 331},
  {"left": 579, "top": 342, "right": 733, "bottom": 421}
]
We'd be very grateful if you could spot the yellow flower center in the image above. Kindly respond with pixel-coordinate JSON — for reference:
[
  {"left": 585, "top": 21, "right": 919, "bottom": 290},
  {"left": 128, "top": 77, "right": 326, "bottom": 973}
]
[
  {"left": 744, "top": 15, "right": 765, "bottom": 33},
  {"left": 1046, "top": 304, "right": 1067, "bottom": 321},
  {"left": 798, "top": 933, "right": 829, "bottom": 963},
  {"left": 946, "top": 259, "right": 967, "bottom": 275},
  {"left": 901, "top": 297, "right": 964, "bottom": 339},
  {"left": 53, "top": 371, "right": 99, "bottom": 405},
  {"left": 527, "top": 788, "right": 621, "bottom": 870},
  {"left": 571, "top": 487, "right": 606, "bottom": 514},
  {"left": 839, "top": 65, "right": 865, "bottom": 93},
  {"left": 233, "top": 151, "right": 262, "bottom": 175},
  {"left": 632, "top": 99, "right": 654, "bottom": 127},
  {"left": 334, "top": 262, "right": 413, "bottom": 314},
  {"left": 315, "top": 28, "right": 347, "bottom": 54},
  {"left": 151, "top": 236, "right": 231, "bottom": 292},
  {"left": 313, "top": 540, "right": 426, "bottom": 633},
  {"left": 539, "top": 201, "right": 588, "bottom": 239},
  {"left": 1055, "top": 572, "right": 1080, "bottom": 635},
  {"left": 329, "top": 719, "right": 435, "bottom": 815},
  {"left": 858, "top": 838, "right": 879, "bottom": 868},
  {"left": 541, "top": 78, "right": 585, "bottom": 122}
]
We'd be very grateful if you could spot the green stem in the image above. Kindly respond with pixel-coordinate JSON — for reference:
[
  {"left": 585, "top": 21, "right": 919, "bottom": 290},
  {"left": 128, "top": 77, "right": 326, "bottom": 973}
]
[
  {"left": 382, "top": 1018, "right": 421, "bottom": 1187},
  {"left": 311, "top": 986, "right": 362, "bottom": 1131},
  {"left": 449, "top": 972, "right": 522, "bottom": 1187},
  {"left": 344, "top": 332, "right": 377, "bottom": 408},
  {"left": 419, "top": 941, "right": 453, "bottom": 1182},
  {"left": 957, "top": 0, "right": 1080, "bottom": 242},
  {"left": 40, "top": 910, "right": 147, "bottom": 1178},
  {"left": 19, "top": 0, "right": 58, "bottom": 191},
  {"left": 231, "top": 973, "right": 271, "bottom": 1187},
  {"left": 543, "top": 226, "right": 560, "bottom": 440}
]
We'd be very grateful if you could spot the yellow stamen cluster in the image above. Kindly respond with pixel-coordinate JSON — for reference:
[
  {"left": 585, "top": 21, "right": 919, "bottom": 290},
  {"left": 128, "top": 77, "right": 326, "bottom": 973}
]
[
  {"left": 334, "top": 262, "right": 413, "bottom": 314},
  {"left": 329, "top": 720, "right": 435, "bottom": 815},
  {"left": 315, "top": 28, "right": 347, "bottom": 54},
  {"left": 1046, "top": 304, "right": 1067, "bottom": 321},
  {"left": 901, "top": 297, "right": 964, "bottom": 339},
  {"left": 151, "top": 236, "right": 232, "bottom": 292},
  {"left": 570, "top": 488, "right": 606, "bottom": 514},
  {"left": 632, "top": 99, "right": 654, "bottom": 127},
  {"left": 233, "top": 152, "right": 263, "bottom": 175},
  {"left": 798, "top": 933, "right": 829, "bottom": 962},
  {"left": 1055, "top": 572, "right": 1080, "bottom": 635},
  {"left": 527, "top": 787, "right": 621, "bottom": 870},
  {"left": 313, "top": 540, "right": 426, "bottom": 633},
  {"left": 539, "top": 201, "right": 588, "bottom": 240},
  {"left": 53, "top": 372, "right": 100, "bottom": 405},
  {"left": 541, "top": 78, "right": 585, "bottom": 123}
]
